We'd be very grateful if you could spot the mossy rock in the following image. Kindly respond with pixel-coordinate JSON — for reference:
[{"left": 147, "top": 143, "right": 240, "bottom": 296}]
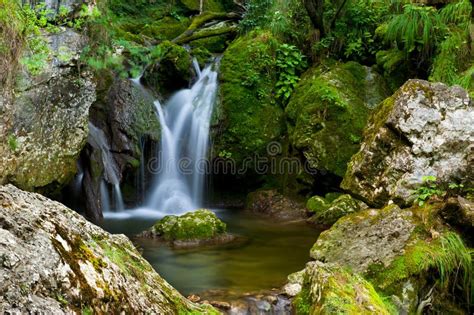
[
  {"left": 307, "top": 202, "right": 473, "bottom": 313},
  {"left": 306, "top": 196, "right": 329, "bottom": 214},
  {"left": 150, "top": 209, "right": 227, "bottom": 241},
  {"left": 286, "top": 61, "right": 391, "bottom": 177},
  {"left": 140, "top": 17, "right": 190, "bottom": 41},
  {"left": 191, "top": 33, "right": 230, "bottom": 53},
  {"left": 293, "top": 262, "right": 396, "bottom": 315},
  {"left": 214, "top": 31, "right": 285, "bottom": 166},
  {"left": 142, "top": 41, "right": 194, "bottom": 96},
  {"left": 307, "top": 194, "right": 364, "bottom": 226}
]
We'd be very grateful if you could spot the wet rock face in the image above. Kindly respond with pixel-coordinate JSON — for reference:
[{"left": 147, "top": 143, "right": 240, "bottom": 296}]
[
  {"left": 0, "top": 28, "right": 95, "bottom": 192},
  {"left": 342, "top": 80, "right": 473, "bottom": 207},
  {"left": 0, "top": 184, "right": 213, "bottom": 314},
  {"left": 246, "top": 189, "right": 307, "bottom": 220}
]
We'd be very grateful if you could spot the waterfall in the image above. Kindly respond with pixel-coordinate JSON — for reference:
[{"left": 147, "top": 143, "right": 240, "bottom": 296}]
[
  {"left": 88, "top": 122, "right": 125, "bottom": 211},
  {"left": 146, "top": 61, "right": 218, "bottom": 214}
]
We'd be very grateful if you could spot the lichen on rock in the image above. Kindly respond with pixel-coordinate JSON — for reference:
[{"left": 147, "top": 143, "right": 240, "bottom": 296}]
[
  {"left": 341, "top": 80, "right": 473, "bottom": 207},
  {"left": 0, "top": 184, "right": 216, "bottom": 314},
  {"left": 293, "top": 201, "right": 473, "bottom": 314},
  {"left": 0, "top": 28, "right": 96, "bottom": 193}
]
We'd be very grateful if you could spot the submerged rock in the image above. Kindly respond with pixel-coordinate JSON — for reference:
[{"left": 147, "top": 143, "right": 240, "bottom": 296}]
[
  {"left": 286, "top": 61, "right": 391, "bottom": 177},
  {"left": 246, "top": 189, "right": 307, "bottom": 221},
  {"left": 0, "top": 28, "right": 95, "bottom": 192},
  {"left": 341, "top": 80, "right": 473, "bottom": 207},
  {"left": 306, "top": 194, "right": 367, "bottom": 227},
  {"left": 139, "top": 209, "right": 238, "bottom": 248},
  {"left": 0, "top": 184, "right": 216, "bottom": 314}
]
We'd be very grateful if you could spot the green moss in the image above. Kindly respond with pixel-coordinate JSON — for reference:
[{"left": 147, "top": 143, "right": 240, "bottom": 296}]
[
  {"left": 306, "top": 195, "right": 329, "bottom": 214},
  {"left": 191, "top": 47, "right": 212, "bottom": 68},
  {"left": 299, "top": 264, "right": 396, "bottom": 314},
  {"left": 215, "top": 30, "right": 285, "bottom": 165},
  {"left": 152, "top": 209, "right": 227, "bottom": 241},
  {"left": 96, "top": 239, "right": 153, "bottom": 281},
  {"left": 368, "top": 231, "right": 473, "bottom": 300},
  {"left": 140, "top": 17, "right": 190, "bottom": 40},
  {"left": 7, "top": 134, "right": 18, "bottom": 151},
  {"left": 286, "top": 61, "right": 389, "bottom": 177},
  {"left": 142, "top": 41, "right": 193, "bottom": 96},
  {"left": 191, "top": 34, "right": 230, "bottom": 53}
]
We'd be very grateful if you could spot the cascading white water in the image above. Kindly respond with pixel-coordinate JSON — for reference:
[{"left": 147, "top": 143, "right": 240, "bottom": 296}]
[
  {"left": 147, "top": 62, "right": 218, "bottom": 214},
  {"left": 88, "top": 122, "right": 125, "bottom": 211}
]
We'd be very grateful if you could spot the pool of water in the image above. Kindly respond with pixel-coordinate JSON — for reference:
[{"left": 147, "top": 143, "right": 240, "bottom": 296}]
[{"left": 100, "top": 209, "right": 319, "bottom": 296}]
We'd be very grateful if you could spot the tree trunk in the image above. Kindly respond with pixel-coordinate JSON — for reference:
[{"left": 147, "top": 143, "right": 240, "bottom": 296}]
[{"left": 303, "top": 0, "right": 325, "bottom": 37}]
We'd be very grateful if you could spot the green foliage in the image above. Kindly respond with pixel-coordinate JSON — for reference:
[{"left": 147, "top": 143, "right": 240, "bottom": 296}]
[
  {"left": 413, "top": 176, "right": 444, "bottom": 206},
  {"left": 314, "top": 0, "right": 388, "bottom": 62},
  {"left": 385, "top": 4, "right": 441, "bottom": 58},
  {"left": 239, "top": 0, "right": 273, "bottom": 33},
  {"left": 382, "top": 0, "right": 473, "bottom": 85},
  {"left": 275, "top": 44, "right": 307, "bottom": 101},
  {"left": 430, "top": 0, "right": 472, "bottom": 85},
  {"left": 370, "top": 231, "right": 473, "bottom": 308}
]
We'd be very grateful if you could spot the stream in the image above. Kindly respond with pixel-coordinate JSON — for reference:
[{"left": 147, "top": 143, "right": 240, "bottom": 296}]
[{"left": 100, "top": 209, "right": 318, "bottom": 296}]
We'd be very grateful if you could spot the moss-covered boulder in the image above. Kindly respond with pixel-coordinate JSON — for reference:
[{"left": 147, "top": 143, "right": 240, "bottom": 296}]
[
  {"left": 140, "top": 209, "right": 237, "bottom": 247},
  {"left": 214, "top": 31, "right": 285, "bottom": 166},
  {"left": 306, "top": 196, "right": 329, "bottom": 214},
  {"left": 0, "top": 28, "right": 95, "bottom": 193},
  {"left": 292, "top": 262, "right": 396, "bottom": 314},
  {"left": 306, "top": 194, "right": 366, "bottom": 227},
  {"left": 302, "top": 202, "right": 473, "bottom": 314},
  {"left": 286, "top": 61, "right": 391, "bottom": 177},
  {"left": 0, "top": 184, "right": 217, "bottom": 313},
  {"left": 341, "top": 80, "right": 473, "bottom": 207},
  {"left": 142, "top": 41, "right": 194, "bottom": 97}
]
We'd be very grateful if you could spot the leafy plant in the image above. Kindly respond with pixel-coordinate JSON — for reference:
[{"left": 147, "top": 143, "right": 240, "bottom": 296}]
[
  {"left": 7, "top": 134, "right": 18, "bottom": 151},
  {"left": 239, "top": 0, "right": 274, "bottom": 33},
  {"left": 413, "top": 175, "right": 444, "bottom": 206},
  {"left": 275, "top": 43, "right": 306, "bottom": 102}
]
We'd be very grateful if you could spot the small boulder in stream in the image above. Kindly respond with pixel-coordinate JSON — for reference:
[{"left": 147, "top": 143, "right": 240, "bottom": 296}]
[
  {"left": 246, "top": 189, "right": 307, "bottom": 221},
  {"left": 0, "top": 184, "right": 216, "bottom": 314},
  {"left": 139, "top": 209, "right": 239, "bottom": 248}
]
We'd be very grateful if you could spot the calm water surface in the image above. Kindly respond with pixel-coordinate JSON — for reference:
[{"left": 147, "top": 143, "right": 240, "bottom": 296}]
[{"left": 101, "top": 209, "right": 319, "bottom": 295}]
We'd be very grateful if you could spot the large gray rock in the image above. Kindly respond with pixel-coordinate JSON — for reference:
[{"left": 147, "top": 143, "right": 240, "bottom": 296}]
[
  {"left": 342, "top": 80, "right": 473, "bottom": 207},
  {"left": 297, "top": 202, "right": 472, "bottom": 314},
  {"left": 309, "top": 204, "right": 416, "bottom": 272},
  {"left": 0, "top": 28, "right": 95, "bottom": 192},
  {"left": 0, "top": 184, "right": 215, "bottom": 313}
]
